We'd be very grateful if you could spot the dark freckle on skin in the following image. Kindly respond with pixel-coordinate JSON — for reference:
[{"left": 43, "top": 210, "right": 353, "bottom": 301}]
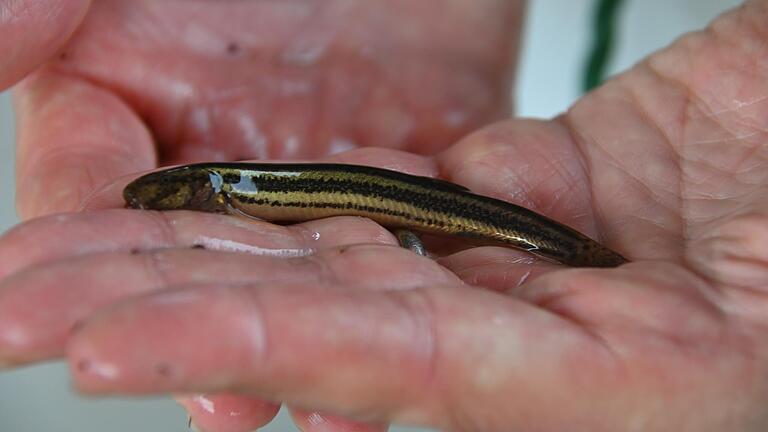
[
  {"left": 129, "top": 248, "right": 141, "bottom": 255},
  {"left": 155, "top": 362, "right": 174, "bottom": 378},
  {"left": 59, "top": 51, "right": 69, "bottom": 61},
  {"left": 69, "top": 320, "right": 85, "bottom": 335},
  {"left": 76, "top": 359, "right": 91, "bottom": 372},
  {"left": 226, "top": 42, "right": 240, "bottom": 54}
]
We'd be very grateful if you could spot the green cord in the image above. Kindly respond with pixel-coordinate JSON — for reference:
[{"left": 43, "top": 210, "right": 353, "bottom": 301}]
[{"left": 582, "top": 0, "right": 626, "bottom": 92}]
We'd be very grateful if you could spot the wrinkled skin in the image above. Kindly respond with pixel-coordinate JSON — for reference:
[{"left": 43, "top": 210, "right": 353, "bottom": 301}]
[{"left": 2, "top": 1, "right": 768, "bottom": 432}]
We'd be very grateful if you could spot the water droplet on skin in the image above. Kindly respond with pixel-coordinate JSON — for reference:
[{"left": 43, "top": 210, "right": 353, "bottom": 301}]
[
  {"left": 190, "top": 107, "right": 212, "bottom": 135},
  {"left": 283, "top": 135, "right": 301, "bottom": 155},
  {"left": 444, "top": 110, "right": 469, "bottom": 127},
  {"left": 307, "top": 412, "right": 327, "bottom": 425},
  {"left": 235, "top": 115, "right": 268, "bottom": 159},
  {"left": 328, "top": 137, "right": 357, "bottom": 155},
  {"left": 53, "top": 214, "right": 73, "bottom": 223},
  {"left": 281, "top": 43, "right": 327, "bottom": 66},
  {"left": 517, "top": 269, "right": 533, "bottom": 287},
  {"left": 192, "top": 395, "right": 216, "bottom": 414},
  {"left": 168, "top": 80, "right": 195, "bottom": 100},
  {"left": 81, "top": 359, "right": 121, "bottom": 380},
  {"left": 0, "top": 325, "right": 28, "bottom": 347}
]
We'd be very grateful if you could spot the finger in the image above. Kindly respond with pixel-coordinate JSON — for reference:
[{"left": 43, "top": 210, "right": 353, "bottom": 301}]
[
  {"left": 1, "top": 241, "right": 456, "bottom": 364},
  {"left": 176, "top": 393, "right": 280, "bottom": 432},
  {"left": 67, "top": 283, "right": 609, "bottom": 429},
  {"left": 14, "top": 71, "right": 155, "bottom": 219},
  {"left": 0, "top": 0, "right": 91, "bottom": 89},
  {"left": 289, "top": 408, "right": 388, "bottom": 432},
  {"left": 0, "top": 209, "right": 398, "bottom": 280},
  {"left": 437, "top": 247, "right": 558, "bottom": 293}
]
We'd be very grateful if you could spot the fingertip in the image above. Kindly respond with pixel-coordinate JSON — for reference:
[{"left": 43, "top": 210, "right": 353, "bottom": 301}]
[
  {"left": 177, "top": 393, "right": 280, "bottom": 432},
  {"left": 67, "top": 286, "right": 267, "bottom": 394},
  {"left": 0, "top": 0, "right": 92, "bottom": 89},
  {"left": 0, "top": 279, "right": 59, "bottom": 363}
]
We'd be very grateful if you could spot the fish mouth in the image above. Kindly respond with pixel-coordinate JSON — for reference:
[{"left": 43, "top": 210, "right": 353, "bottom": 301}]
[
  {"left": 126, "top": 195, "right": 145, "bottom": 210},
  {"left": 123, "top": 179, "right": 150, "bottom": 210}
]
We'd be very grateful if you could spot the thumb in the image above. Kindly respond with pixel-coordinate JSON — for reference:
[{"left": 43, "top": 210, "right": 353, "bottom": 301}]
[{"left": 0, "top": 0, "right": 92, "bottom": 90}]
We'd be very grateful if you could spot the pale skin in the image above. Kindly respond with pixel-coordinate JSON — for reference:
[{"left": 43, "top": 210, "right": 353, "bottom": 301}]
[{"left": 1, "top": 1, "right": 768, "bottom": 431}]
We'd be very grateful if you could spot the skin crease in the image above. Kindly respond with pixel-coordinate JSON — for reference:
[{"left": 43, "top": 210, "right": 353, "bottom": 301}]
[{"left": 1, "top": 1, "right": 768, "bottom": 432}]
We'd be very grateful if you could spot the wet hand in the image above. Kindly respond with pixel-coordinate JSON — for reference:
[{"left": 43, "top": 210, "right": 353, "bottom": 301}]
[
  {"left": 2, "top": 1, "right": 520, "bottom": 430},
  {"left": 3, "top": 1, "right": 768, "bottom": 431}
]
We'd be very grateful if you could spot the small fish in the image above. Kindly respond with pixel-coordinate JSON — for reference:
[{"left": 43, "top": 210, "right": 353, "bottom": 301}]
[{"left": 124, "top": 163, "right": 627, "bottom": 267}]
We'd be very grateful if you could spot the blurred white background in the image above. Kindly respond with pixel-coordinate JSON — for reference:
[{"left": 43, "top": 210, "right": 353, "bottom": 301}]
[{"left": 0, "top": 1, "right": 743, "bottom": 431}]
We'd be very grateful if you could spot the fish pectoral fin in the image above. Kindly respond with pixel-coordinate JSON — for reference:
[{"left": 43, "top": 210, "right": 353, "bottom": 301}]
[
  {"left": 394, "top": 229, "right": 428, "bottom": 257},
  {"left": 224, "top": 200, "right": 265, "bottom": 222}
]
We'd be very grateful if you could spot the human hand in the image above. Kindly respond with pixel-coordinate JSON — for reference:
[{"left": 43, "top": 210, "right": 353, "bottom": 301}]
[
  {"left": 7, "top": 0, "right": 521, "bottom": 220},
  {"left": 4, "top": 2, "right": 768, "bottom": 432},
  {"left": 3, "top": 1, "right": 520, "bottom": 429}
]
